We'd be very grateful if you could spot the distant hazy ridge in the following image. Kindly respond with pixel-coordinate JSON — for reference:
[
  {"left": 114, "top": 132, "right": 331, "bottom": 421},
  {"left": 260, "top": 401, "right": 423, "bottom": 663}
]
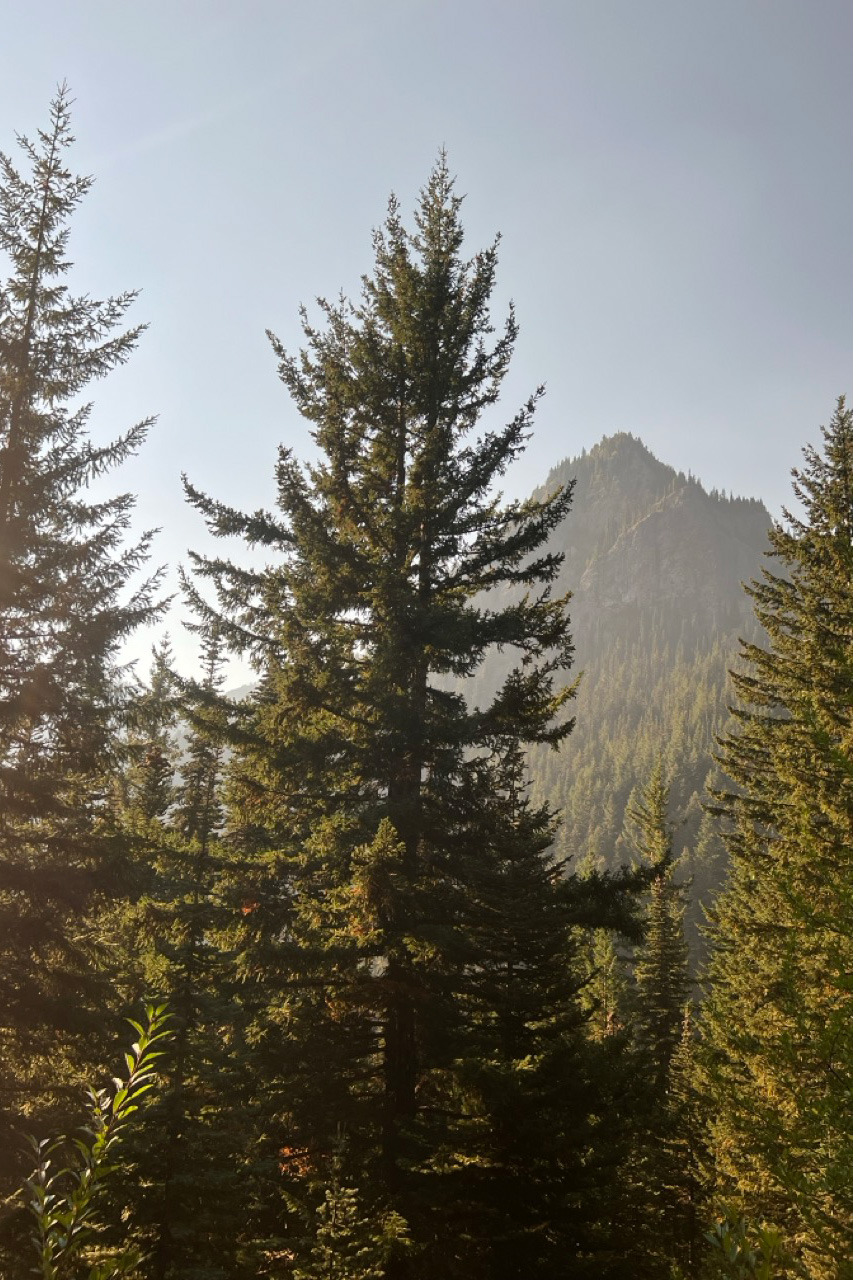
[{"left": 479, "top": 432, "right": 772, "bottom": 954}]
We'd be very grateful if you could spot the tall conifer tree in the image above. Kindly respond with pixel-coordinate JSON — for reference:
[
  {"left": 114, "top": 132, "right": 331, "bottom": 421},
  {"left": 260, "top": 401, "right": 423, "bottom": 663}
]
[
  {"left": 117, "top": 637, "right": 179, "bottom": 829},
  {"left": 185, "top": 159, "right": 638, "bottom": 1277},
  {"left": 701, "top": 397, "right": 853, "bottom": 1278},
  {"left": 622, "top": 766, "right": 695, "bottom": 1276},
  {"left": 0, "top": 87, "right": 161, "bottom": 1194},
  {"left": 629, "top": 766, "right": 689, "bottom": 1093}
]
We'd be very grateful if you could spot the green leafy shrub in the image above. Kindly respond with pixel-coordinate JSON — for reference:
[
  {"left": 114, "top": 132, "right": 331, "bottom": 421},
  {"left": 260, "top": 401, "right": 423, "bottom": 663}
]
[
  {"left": 705, "top": 1211, "right": 789, "bottom": 1280},
  {"left": 24, "top": 1004, "right": 172, "bottom": 1280}
]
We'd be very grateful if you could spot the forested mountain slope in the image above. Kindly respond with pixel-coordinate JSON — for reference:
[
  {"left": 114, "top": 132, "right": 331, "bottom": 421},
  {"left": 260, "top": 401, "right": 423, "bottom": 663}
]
[{"left": 488, "top": 433, "right": 772, "bottom": 952}]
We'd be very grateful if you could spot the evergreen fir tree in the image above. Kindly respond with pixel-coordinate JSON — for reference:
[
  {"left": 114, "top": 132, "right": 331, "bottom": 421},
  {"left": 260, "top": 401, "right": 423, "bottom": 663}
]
[
  {"left": 662, "top": 1008, "right": 704, "bottom": 1277},
  {"left": 581, "top": 925, "right": 630, "bottom": 1042},
  {"left": 629, "top": 766, "right": 689, "bottom": 1093},
  {"left": 294, "top": 1143, "right": 410, "bottom": 1280},
  {"left": 701, "top": 396, "right": 853, "bottom": 1278},
  {"left": 115, "top": 637, "right": 179, "bottom": 833},
  {"left": 620, "top": 765, "right": 693, "bottom": 1276},
  {"left": 185, "top": 158, "right": 640, "bottom": 1277},
  {"left": 574, "top": 852, "right": 632, "bottom": 1044},
  {"left": 0, "top": 88, "right": 161, "bottom": 1201}
]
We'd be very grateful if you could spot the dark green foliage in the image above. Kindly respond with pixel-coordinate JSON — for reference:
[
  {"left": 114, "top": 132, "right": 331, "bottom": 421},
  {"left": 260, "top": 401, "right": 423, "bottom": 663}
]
[
  {"left": 293, "top": 1146, "right": 411, "bottom": 1280},
  {"left": 577, "top": 914, "right": 630, "bottom": 1042},
  {"left": 184, "top": 158, "right": 644, "bottom": 1276},
  {"left": 629, "top": 765, "right": 690, "bottom": 1094},
  {"left": 436, "top": 744, "right": 623, "bottom": 1277},
  {"left": 116, "top": 638, "right": 180, "bottom": 830},
  {"left": 0, "top": 88, "right": 161, "bottom": 1203},
  {"left": 109, "top": 634, "right": 251, "bottom": 1279},
  {"left": 700, "top": 397, "right": 853, "bottom": 1278},
  {"left": 663, "top": 1009, "right": 706, "bottom": 1275},
  {"left": 595, "top": 767, "right": 701, "bottom": 1277}
]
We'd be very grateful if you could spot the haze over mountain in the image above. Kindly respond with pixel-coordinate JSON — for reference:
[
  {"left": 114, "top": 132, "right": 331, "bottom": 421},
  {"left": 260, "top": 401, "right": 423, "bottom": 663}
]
[{"left": 483, "top": 433, "right": 772, "bottom": 954}]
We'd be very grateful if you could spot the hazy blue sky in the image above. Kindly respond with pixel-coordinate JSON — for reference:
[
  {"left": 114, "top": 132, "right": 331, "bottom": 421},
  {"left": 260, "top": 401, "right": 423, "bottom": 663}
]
[{"left": 2, "top": 1, "right": 852, "bottom": 674}]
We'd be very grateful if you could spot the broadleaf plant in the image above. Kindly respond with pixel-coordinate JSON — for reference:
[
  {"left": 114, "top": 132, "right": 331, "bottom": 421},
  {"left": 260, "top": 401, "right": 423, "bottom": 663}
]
[{"left": 24, "top": 1003, "right": 172, "bottom": 1280}]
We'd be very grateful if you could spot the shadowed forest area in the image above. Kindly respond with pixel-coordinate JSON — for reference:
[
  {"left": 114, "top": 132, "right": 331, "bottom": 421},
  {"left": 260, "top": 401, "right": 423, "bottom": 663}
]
[{"left": 2, "top": 92, "right": 853, "bottom": 1280}]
